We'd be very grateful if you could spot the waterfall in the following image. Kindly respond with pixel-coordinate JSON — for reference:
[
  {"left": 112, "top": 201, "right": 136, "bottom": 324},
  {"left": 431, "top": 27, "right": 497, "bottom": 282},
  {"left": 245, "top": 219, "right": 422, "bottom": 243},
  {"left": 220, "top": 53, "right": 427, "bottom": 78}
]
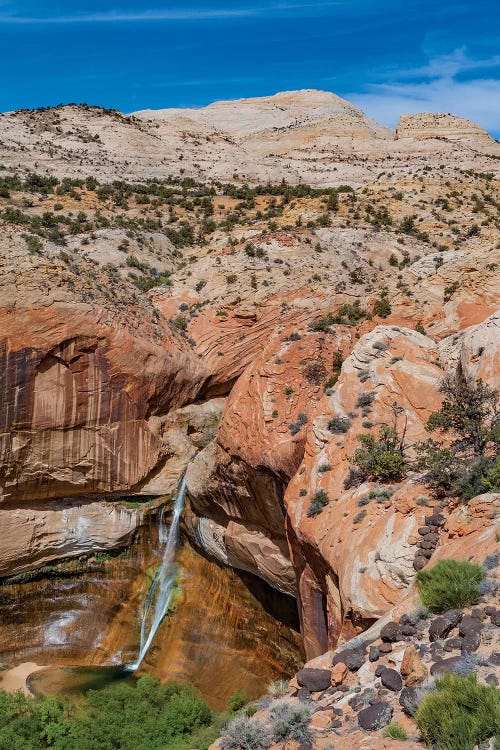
[{"left": 126, "top": 475, "right": 187, "bottom": 672}]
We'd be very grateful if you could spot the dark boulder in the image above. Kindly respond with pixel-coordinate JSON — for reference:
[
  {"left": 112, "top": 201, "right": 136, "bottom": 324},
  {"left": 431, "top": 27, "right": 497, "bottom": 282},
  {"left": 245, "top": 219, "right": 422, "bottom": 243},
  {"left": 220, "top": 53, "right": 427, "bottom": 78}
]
[
  {"left": 380, "top": 668, "right": 402, "bottom": 692},
  {"left": 443, "top": 609, "right": 463, "bottom": 627},
  {"left": 413, "top": 555, "right": 427, "bottom": 571},
  {"left": 429, "top": 616, "right": 455, "bottom": 641},
  {"left": 380, "top": 621, "right": 403, "bottom": 642},
  {"left": 399, "top": 686, "right": 418, "bottom": 716},
  {"left": 401, "top": 624, "right": 417, "bottom": 636},
  {"left": 430, "top": 656, "right": 462, "bottom": 676},
  {"left": 419, "top": 540, "right": 437, "bottom": 550},
  {"left": 443, "top": 636, "right": 463, "bottom": 652},
  {"left": 425, "top": 513, "right": 445, "bottom": 527},
  {"left": 459, "top": 614, "right": 483, "bottom": 638},
  {"left": 332, "top": 648, "right": 366, "bottom": 672},
  {"left": 296, "top": 668, "right": 331, "bottom": 692},
  {"left": 357, "top": 702, "right": 393, "bottom": 731}
]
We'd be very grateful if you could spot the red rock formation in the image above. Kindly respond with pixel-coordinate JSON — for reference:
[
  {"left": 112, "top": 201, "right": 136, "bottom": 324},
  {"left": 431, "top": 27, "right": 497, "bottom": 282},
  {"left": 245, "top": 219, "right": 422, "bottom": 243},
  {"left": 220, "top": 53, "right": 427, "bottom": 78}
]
[{"left": 0, "top": 306, "right": 205, "bottom": 504}]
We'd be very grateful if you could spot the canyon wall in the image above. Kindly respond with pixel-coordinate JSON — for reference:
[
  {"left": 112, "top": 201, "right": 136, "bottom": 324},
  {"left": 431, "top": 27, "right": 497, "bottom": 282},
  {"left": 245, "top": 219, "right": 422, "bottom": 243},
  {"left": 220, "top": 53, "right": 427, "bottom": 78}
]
[{"left": 0, "top": 91, "right": 498, "bottom": 679}]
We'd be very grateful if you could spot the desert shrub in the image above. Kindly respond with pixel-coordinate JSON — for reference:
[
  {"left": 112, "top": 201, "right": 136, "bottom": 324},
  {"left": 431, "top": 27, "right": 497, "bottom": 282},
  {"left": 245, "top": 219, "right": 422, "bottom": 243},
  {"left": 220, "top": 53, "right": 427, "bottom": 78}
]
[
  {"left": 353, "top": 510, "right": 366, "bottom": 524},
  {"left": 352, "top": 426, "right": 407, "bottom": 482},
  {"left": 221, "top": 715, "right": 270, "bottom": 750},
  {"left": 452, "top": 653, "right": 489, "bottom": 676},
  {"left": 456, "top": 456, "right": 499, "bottom": 502},
  {"left": 289, "top": 413, "right": 308, "bottom": 436},
  {"left": 170, "top": 315, "right": 187, "bottom": 331},
  {"left": 368, "top": 485, "right": 395, "bottom": 501},
  {"left": 373, "top": 295, "right": 392, "bottom": 318},
  {"left": 384, "top": 723, "right": 407, "bottom": 739},
  {"left": 328, "top": 416, "right": 351, "bottom": 434},
  {"left": 343, "top": 466, "right": 366, "bottom": 489},
  {"left": 22, "top": 233, "right": 43, "bottom": 255},
  {"left": 416, "top": 558, "right": 485, "bottom": 613},
  {"left": 229, "top": 691, "right": 248, "bottom": 712},
  {"left": 426, "top": 371, "right": 498, "bottom": 456},
  {"left": 269, "top": 699, "right": 312, "bottom": 744},
  {"left": 303, "top": 361, "right": 328, "bottom": 385},
  {"left": 415, "top": 673, "right": 500, "bottom": 750},
  {"left": 356, "top": 391, "right": 375, "bottom": 408},
  {"left": 313, "top": 302, "right": 367, "bottom": 330},
  {"left": 267, "top": 680, "right": 289, "bottom": 698},
  {"left": 307, "top": 489, "right": 329, "bottom": 517},
  {"left": 414, "top": 440, "right": 462, "bottom": 497}
]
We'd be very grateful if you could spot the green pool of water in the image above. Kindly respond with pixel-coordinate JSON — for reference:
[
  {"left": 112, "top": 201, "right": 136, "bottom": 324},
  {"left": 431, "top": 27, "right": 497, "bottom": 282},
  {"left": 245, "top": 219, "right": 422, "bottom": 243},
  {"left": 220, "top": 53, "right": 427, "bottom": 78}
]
[{"left": 28, "top": 666, "right": 137, "bottom": 699}]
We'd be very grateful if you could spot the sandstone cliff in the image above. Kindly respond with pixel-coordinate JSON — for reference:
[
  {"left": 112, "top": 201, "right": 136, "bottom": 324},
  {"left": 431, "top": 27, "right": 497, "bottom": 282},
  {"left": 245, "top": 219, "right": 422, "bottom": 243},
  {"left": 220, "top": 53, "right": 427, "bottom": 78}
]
[{"left": 396, "top": 112, "right": 495, "bottom": 142}]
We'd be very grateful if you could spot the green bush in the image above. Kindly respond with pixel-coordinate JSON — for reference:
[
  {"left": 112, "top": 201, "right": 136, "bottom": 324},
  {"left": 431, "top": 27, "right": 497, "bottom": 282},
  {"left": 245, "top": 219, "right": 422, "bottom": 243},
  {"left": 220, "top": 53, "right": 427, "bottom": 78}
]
[
  {"left": 352, "top": 426, "right": 407, "bottom": 482},
  {"left": 384, "top": 722, "right": 407, "bottom": 739},
  {"left": 415, "top": 673, "right": 500, "bottom": 750},
  {"left": 416, "top": 371, "right": 499, "bottom": 501},
  {"left": 416, "top": 558, "right": 485, "bottom": 613},
  {"left": 0, "top": 676, "right": 215, "bottom": 750},
  {"left": 372, "top": 295, "right": 392, "bottom": 318},
  {"left": 483, "top": 456, "right": 500, "bottom": 492},
  {"left": 229, "top": 691, "right": 248, "bottom": 712}
]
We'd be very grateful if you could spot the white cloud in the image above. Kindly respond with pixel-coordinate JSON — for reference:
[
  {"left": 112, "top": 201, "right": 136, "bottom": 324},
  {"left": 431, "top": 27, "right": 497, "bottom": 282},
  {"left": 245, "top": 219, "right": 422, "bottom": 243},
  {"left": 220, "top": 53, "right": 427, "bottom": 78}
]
[
  {"left": 0, "top": 1, "right": 340, "bottom": 24},
  {"left": 347, "top": 50, "right": 500, "bottom": 136}
]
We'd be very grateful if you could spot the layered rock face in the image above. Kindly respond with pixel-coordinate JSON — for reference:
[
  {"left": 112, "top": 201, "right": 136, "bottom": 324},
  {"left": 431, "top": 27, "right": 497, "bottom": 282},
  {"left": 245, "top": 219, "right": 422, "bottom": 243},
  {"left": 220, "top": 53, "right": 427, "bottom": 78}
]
[
  {"left": 187, "top": 315, "right": 499, "bottom": 658},
  {"left": 396, "top": 112, "right": 494, "bottom": 142},
  {"left": 0, "top": 311, "right": 205, "bottom": 505}
]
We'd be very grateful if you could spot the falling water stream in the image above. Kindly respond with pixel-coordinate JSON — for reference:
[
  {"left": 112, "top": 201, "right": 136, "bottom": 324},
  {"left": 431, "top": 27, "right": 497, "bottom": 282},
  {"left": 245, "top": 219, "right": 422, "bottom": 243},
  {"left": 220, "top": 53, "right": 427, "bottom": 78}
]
[{"left": 126, "top": 475, "right": 187, "bottom": 671}]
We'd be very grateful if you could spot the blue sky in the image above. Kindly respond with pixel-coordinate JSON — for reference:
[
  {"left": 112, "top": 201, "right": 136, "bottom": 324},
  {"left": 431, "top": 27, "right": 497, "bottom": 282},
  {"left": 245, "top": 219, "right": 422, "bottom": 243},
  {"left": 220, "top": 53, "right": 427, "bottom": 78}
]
[{"left": 1, "top": 0, "right": 499, "bottom": 136}]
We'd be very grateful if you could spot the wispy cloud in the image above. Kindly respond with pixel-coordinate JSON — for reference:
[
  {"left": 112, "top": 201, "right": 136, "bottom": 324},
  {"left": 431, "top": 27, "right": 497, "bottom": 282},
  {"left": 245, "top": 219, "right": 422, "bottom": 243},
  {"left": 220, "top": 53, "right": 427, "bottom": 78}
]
[
  {"left": 0, "top": 1, "right": 340, "bottom": 24},
  {"left": 347, "top": 50, "right": 500, "bottom": 136}
]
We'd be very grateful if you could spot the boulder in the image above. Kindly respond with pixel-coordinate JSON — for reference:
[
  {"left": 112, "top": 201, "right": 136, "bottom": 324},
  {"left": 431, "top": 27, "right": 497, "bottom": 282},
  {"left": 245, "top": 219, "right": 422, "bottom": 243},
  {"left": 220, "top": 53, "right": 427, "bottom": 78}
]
[
  {"left": 380, "top": 668, "right": 403, "bottom": 692},
  {"left": 357, "top": 701, "right": 393, "bottom": 730},
  {"left": 296, "top": 668, "right": 331, "bottom": 692},
  {"left": 331, "top": 661, "right": 348, "bottom": 686},
  {"left": 413, "top": 556, "right": 428, "bottom": 571},
  {"left": 429, "top": 614, "right": 458, "bottom": 641},
  {"left": 332, "top": 648, "right": 366, "bottom": 672},
  {"left": 401, "top": 645, "right": 428, "bottom": 686},
  {"left": 425, "top": 514, "right": 445, "bottom": 527},
  {"left": 443, "top": 637, "right": 463, "bottom": 652},
  {"left": 459, "top": 614, "right": 483, "bottom": 637},
  {"left": 430, "top": 657, "right": 462, "bottom": 676},
  {"left": 399, "top": 686, "right": 419, "bottom": 716},
  {"left": 380, "top": 621, "right": 403, "bottom": 643}
]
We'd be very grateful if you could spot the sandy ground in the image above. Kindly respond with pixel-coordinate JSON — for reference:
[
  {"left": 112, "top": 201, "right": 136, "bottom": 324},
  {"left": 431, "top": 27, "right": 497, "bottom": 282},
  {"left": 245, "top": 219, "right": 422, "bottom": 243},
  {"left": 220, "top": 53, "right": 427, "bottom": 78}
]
[{"left": 0, "top": 663, "right": 46, "bottom": 695}]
